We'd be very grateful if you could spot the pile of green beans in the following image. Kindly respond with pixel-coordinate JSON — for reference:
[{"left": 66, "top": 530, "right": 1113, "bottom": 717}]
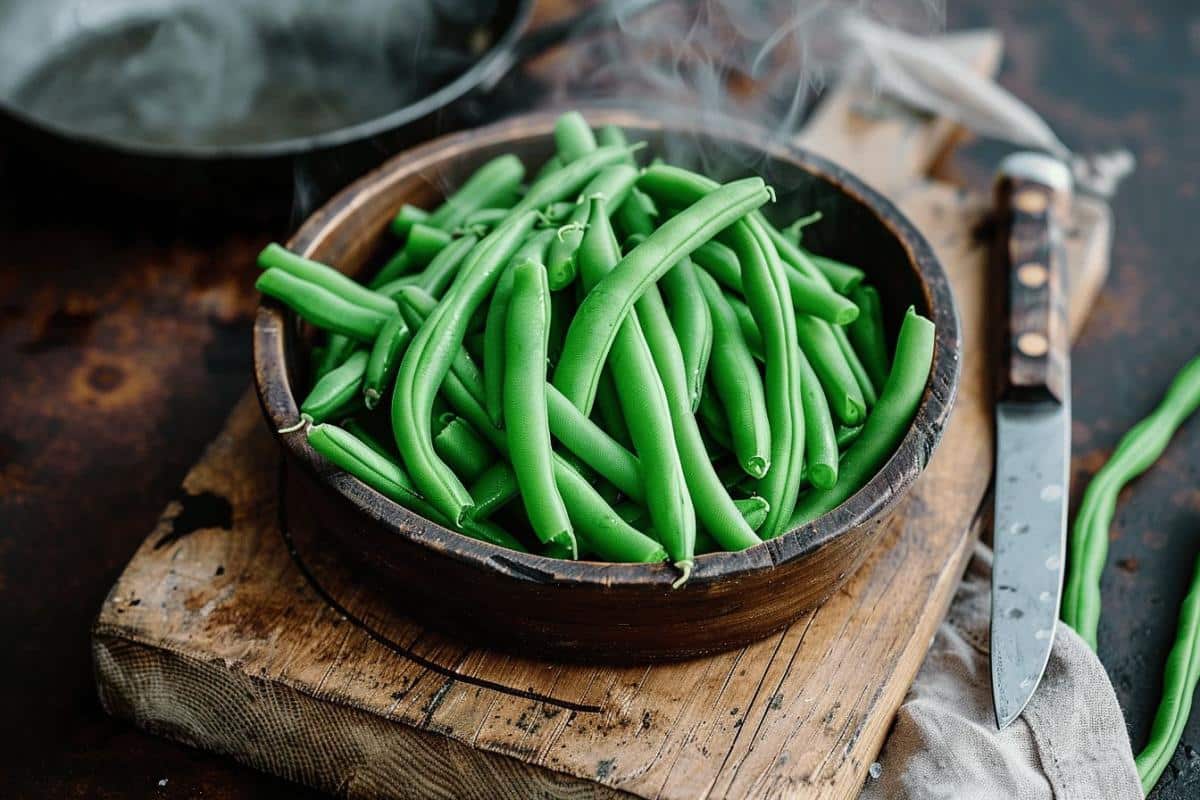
[
  {"left": 1059, "top": 354, "right": 1200, "bottom": 794},
  {"left": 255, "top": 111, "right": 935, "bottom": 583}
]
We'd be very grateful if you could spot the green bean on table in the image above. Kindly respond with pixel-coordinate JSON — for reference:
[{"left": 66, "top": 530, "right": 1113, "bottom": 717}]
[{"left": 1062, "top": 355, "right": 1200, "bottom": 648}]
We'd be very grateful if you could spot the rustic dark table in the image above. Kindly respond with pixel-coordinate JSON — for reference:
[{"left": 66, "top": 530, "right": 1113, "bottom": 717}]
[{"left": 3, "top": 1, "right": 1197, "bottom": 797}]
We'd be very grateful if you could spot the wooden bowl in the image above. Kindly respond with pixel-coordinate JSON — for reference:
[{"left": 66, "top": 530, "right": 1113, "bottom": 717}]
[{"left": 253, "top": 109, "right": 960, "bottom": 662}]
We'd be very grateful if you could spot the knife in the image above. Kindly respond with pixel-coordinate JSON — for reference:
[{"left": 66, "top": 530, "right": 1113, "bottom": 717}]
[{"left": 990, "top": 151, "right": 1074, "bottom": 730}]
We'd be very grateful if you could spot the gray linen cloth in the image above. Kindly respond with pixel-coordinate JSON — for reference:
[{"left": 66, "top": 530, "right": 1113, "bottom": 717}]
[{"left": 860, "top": 542, "right": 1143, "bottom": 799}]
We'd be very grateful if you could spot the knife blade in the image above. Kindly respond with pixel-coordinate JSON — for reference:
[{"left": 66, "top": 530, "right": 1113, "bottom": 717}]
[{"left": 989, "top": 152, "right": 1073, "bottom": 730}]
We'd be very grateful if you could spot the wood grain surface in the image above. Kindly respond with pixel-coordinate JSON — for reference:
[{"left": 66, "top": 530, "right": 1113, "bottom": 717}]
[
  {"left": 4, "top": 2, "right": 1196, "bottom": 798},
  {"left": 90, "top": 31, "right": 1109, "bottom": 798}
]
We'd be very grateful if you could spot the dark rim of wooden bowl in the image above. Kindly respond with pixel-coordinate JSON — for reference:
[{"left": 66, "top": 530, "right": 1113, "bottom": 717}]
[{"left": 253, "top": 108, "right": 961, "bottom": 590}]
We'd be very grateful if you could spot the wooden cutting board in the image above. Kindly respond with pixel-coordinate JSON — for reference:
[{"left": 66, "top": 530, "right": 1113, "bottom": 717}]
[{"left": 92, "top": 31, "right": 1112, "bottom": 799}]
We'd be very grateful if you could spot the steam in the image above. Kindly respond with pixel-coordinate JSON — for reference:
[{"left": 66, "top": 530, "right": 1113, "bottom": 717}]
[
  {"left": 545, "top": 0, "right": 946, "bottom": 160},
  {"left": 2, "top": 0, "right": 487, "bottom": 147}
]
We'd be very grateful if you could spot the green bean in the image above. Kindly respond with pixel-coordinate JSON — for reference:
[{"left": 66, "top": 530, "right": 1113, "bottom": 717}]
[
  {"left": 481, "top": 230, "right": 557, "bottom": 426},
  {"left": 257, "top": 243, "right": 398, "bottom": 316},
  {"left": 725, "top": 292, "right": 764, "bottom": 359},
  {"left": 780, "top": 211, "right": 823, "bottom": 245},
  {"left": 511, "top": 144, "right": 640, "bottom": 216},
  {"left": 389, "top": 204, "right": 429, "bottom": 238},
  {"left": 1134, "top": 553, "right": 1200, "bottom": 794},
  {"left": 834, "top": 323, "right": 878, "bottom": 407},
  {"left": 546, "top": 386, "right": 643, "bottom": 502},
  {"left": 837, "top": 425, "right": 863, "bottom": 450},
  {"left": 763, "top": 224, "right": 863, "bottom": 294},
  {"left": 807, "top": 252, "right": 866, "bottom": 295},
  {"left": 370, "top": 223, "right": 454, "bottom": 288},
  {"left": 392, "top": 211, "right": 538, "bottom": 525},
  {"left": 410, "top": 234, "right": 479, "bottom": 299},
  {"left": 257, "top": 269, "right": 389, "bottom": 343},
  {"left": 795, "top": 314, "right": 866, "bottom": 426},
  {"left": 363, "top": 314, "right": 411, "bottom": 410},
  {"left": 544, "top": 164, "right": 640, "bottom": 290},
  {"left": 343, "top": 419, "right": 396, "bottom": 460},
  {"left": 554, "top": 176, "right": 771, "bottom": 412},
  {"left": 315, "top": 333, "right": 357, "bottom": 380},
  {"left": 638, "top": 165, "right": 805, "bottom": 538},
  {"left": 398, "top": 279, "right": 642, "bottom": 500},
  {"left": 696, "top": 270, "right": 770, "bottom": 478},
  {"left": 613, "top": 192, "right": 657, "bottom": 240},
  {"left": 596, "top": 124, "right": 628, "bottom": 150},
  {"left": 547, "top": 284, "right": 573, "bottom": 369},
  {"left": 307, "top": 422, "right": 526, "bottom": 551},
  {"left": 796, "top": 348, "right": 838, "bottom": 489},
  {"left": 483, "top": 262, "right": 518, "bottom": 427},
  {"left": 1062, "top": 355, "right": 1200, "bottom": 649},
  {"left": 690, "top": 237, "right": 858, "bottom": 325},
  {"left": 554, "top": 110, "right": 598, "bottom": 163},
  {"left": 388, "top": 277, "right": 661, "bottom": 563},
  {"left": 424, "top": 154, "right": 525, "bottom": 232},
  {"left": 659, "top": 256, "right": 713, "bottom": 411},
  {"left": 468, "top": 461, "right": 520, "bottom": 519},
  {"left": 434, "top": 414, "right": 495, "bottom": 484},
  {"left": 734, "top": 496, "right": 770, "bottom": 533},
  {"left": 300, "top": 350, "right": 368, "bottom": 422},
  {"left": 533, "top": 155, "right": 563, "bottom": 182},
  {"left": 846, "top": 285, "right": 890, "bottom": 391},
  {"left": 503, "top": 259, "right": 576, "bottom": 555},
  {"left": 550, "top": 453, "right": 666, "bottom": 562},
  {"left": 372, "top": 274, "right": 424, "bottom": 298},
  {"left": 636, "top": 283, "right": 762, "bottom": 554},
  {"left": 393, "top": 286, "right": 486, "bottom": 410},
  {"left": 789, "top": 307, "right": 935, "bottom": 527},
  {"left": 461, "top": 207, "right": 510, "bottom": 230},
  {"left": 691, "top": 240, "right": 742, "bottom": 292},
  {"left": 577, "top": 198, "right": 695, "bottom": 577},
  {"left": 594, "top": 369, "right": 633, "bottom": 449},
  {"left": 445, "top": 376, "right": 663, "bottom": 562},
  {"left": 695, "top": 387, "right": 734, "bottom": 453}
]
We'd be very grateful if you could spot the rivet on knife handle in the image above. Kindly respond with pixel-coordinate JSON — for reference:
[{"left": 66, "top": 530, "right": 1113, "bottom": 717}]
[{"left": 993, "top": 153, "right": 1072, "bottom": 405}]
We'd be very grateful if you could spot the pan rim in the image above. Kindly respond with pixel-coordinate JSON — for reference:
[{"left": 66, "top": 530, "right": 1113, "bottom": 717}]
[{"left": 0, "top": 0, "right": 534, "bottom": 160}]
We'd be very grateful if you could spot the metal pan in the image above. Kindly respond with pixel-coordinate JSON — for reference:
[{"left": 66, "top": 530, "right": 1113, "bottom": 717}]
[{"left": 0, "top": 0, "right": 646, "bottom": 221}]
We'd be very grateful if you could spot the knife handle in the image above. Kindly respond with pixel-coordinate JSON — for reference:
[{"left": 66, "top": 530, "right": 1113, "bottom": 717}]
[{"left": 993, "top": 153, "right": 1073, "bottom": 405}]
